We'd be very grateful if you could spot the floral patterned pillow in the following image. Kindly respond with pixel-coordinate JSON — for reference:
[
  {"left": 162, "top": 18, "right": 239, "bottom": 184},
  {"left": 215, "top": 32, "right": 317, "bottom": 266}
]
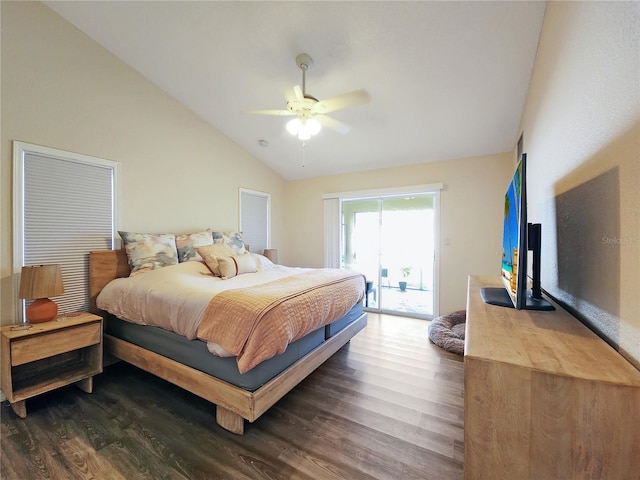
[
  {"left": 211, "top": 231, "right": 246, "bottom": 255},
  {"left": 175, "top": 229, "right": 213, "bottom": 263},
  {"left": 119, "top": 231, "right": 178, "bottom": 276}
]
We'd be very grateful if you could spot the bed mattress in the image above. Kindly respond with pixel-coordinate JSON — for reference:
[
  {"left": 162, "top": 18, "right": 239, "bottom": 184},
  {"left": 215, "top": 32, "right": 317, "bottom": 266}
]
[
  {"left": 325, "top": 304, "right": 363, "bottom": 338},
  {"left": 105, "top": 302, "right": 363, "bottom": 391}
]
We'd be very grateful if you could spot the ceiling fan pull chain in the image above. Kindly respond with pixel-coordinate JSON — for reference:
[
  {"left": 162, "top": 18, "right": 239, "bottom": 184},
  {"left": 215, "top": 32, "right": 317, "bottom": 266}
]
[{"left": 302, "top": 141, "right": 306, "bottom": 167}]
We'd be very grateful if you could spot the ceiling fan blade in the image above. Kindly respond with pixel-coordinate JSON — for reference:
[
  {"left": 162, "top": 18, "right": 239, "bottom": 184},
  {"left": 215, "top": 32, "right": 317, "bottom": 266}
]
[
  {"left": 314, "top": 89, "right": 371, "bottom": 114},
  {"left": 243, "top": 109, "right": 295, "bottom": 116},
  {"left": 285, "top": 85, "right": 304, "bottom": 102},
  {"left": 316, "top": 114, "right": 351, "bottom": 135}
]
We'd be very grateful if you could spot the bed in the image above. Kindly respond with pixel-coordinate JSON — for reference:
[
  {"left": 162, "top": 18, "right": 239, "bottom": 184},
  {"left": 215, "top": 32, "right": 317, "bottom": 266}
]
[{"left": 89, "top": 248, "right": 367, "bottom": 434}]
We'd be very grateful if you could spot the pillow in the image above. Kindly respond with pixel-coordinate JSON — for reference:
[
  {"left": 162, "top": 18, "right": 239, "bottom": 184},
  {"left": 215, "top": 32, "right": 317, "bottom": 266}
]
[
  {"left": 216, "top": 253, "right": 257, "bottom": 279},
  {"left": 251, "top": 253, "right": 274, "bottom": 271},
  {"left": 196, "top": 243, "right": 235, "bottom": 276},
  {"left": 211, "top": 231, "right": 246, "bottom": 255},
  {"left": 119, "top": 231, "right": 178, "bottom": 276},
  {"left": 175, "top": 229, "right": 213, "bottom": 263}
]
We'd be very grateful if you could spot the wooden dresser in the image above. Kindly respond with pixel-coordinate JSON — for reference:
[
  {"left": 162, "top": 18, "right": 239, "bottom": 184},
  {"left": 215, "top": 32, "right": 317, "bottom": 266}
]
[{"left": 464, "top": 275, "right": 640, "bottom": 480}]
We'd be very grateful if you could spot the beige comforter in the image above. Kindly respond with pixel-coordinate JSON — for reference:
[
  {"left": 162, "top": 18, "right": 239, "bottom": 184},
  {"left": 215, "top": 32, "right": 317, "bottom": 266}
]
[
  {"left": 96, "top": 259, "right": 365, "bottom": 373},
  {"left": 197, "top": 269, "right": 365, "bottom": 373}
]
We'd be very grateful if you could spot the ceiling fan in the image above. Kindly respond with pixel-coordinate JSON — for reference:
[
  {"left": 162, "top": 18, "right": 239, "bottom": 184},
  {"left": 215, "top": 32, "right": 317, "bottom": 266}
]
[{"left": 245, "top": 53, "right": 371, "bottom": 140}]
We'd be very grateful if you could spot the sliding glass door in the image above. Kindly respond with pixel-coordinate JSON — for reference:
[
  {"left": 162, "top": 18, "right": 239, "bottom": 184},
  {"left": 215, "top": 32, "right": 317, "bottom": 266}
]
[{"left": 342, "top": 193, "right": 436, "bottom": 319}]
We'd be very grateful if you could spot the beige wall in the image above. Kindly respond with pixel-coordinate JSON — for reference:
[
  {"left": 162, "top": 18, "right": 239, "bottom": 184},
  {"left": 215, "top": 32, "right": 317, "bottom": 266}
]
[
  {"left": 0, "top": 1, "right": 287, "bottom": 323},
  {"left": 10, "top": 1, "right": 629, "bottom": 355},
  {"left": 285, "top": 154, "right": 514, "bottom": 315},
  {"left": 520, "top": 2, "right": 639, "bottom": 367},
  {"left": 0, "top": 2, "right": 516, "bottom": 325}
]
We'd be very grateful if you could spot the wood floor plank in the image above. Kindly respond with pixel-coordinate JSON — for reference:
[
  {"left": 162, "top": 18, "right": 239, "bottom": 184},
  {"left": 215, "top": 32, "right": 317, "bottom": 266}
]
[
  {"left": 262, "top": 395, "right": 412, "bottom": 479},
  {"left": 292, "top": 381, "right": 457, "bottom": 459},
  {"left": 286, "top": 398, "right": 462, "bottom": 480},
  {"left": 306, "top": 372, "right": 463, "bottom": 439},
  {"left": 57, "top": 436, "right": 128, "bottom": 480},
  {"left": 310, "top": 367, "right": 462, "bottom": 423},
  {"left": 336, "top": 355, "right": 465, "bottom": 402},
  {"left": 1, "top": 313, "right": 465, "bottom": 479}
]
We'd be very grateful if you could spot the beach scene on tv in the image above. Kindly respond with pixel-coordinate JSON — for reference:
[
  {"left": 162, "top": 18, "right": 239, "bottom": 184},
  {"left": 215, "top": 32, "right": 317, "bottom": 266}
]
[{"left": 501, "top": 163, "right": 522, "bottom": 296}]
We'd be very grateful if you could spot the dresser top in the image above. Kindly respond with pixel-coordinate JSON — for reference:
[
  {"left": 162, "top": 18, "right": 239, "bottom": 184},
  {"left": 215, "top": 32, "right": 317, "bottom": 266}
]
[
  {"left": 1, "top": 312, "right": 101, "bottom": 340},
  {"left": 465, "top": 275, "right": 640, "bottom": 386}
]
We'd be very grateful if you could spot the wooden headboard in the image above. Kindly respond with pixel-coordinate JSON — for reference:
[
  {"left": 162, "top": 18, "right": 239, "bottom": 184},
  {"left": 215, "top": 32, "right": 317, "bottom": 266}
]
[{"left": 89, "top": 250, "right": 130, "bottom": 314}]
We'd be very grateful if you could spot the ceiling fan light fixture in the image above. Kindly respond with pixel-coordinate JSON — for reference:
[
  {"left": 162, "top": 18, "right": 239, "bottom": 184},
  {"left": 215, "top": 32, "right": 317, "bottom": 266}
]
[
  {"left": 286, "top": 116, "right": 321, "bottom": 140},
  {"left": 298, "top": 128, "right": 312, "bottom": 141},
  {"left": 286, "top": 117, "right": 301, "bottom": 135},
  {"left": 245, "top": 53, "right": 370, "bottom": 141},
  {"left": 306, "top": 117, "right": 321, "bottom": 136}
]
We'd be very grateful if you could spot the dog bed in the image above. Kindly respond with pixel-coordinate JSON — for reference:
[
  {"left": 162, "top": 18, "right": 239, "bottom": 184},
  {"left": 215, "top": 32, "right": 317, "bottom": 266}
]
[{"left": 428, "top": 310, "right": 466, "bottom": 355}]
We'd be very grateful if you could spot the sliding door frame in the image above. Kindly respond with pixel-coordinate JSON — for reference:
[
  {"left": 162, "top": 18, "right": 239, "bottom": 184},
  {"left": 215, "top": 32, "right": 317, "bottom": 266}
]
[{"left": 323, "top": 183, "right": 443, "bottom": 318}]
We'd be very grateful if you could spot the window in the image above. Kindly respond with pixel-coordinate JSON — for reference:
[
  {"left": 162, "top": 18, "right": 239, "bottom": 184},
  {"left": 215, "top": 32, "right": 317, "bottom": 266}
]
[
  {"left": 239, "top": 188, "right": 270, "bottom": 255},
  {"left": 13, "top": 142, "right": 119, "bottom": 320}
]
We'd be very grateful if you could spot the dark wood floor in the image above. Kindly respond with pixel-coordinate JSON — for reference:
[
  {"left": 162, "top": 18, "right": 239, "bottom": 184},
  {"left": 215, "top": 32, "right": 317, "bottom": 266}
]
[{"left": 1, "top": 313, "right": 464, "bottom": 479}]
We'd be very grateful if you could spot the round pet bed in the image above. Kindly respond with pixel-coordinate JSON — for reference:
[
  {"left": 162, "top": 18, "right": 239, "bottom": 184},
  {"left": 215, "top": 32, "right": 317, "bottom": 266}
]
[{"left": 428, "top": 310, "right": 467, "bottom": 355}]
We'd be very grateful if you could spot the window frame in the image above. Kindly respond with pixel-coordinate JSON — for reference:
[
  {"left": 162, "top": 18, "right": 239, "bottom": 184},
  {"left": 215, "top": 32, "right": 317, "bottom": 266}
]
[
  {"left": 13, "top": 141, "right": 119, "bottom": 321},
  {"left": 238, "top": 187, "right": 271, "bottom": 255}
]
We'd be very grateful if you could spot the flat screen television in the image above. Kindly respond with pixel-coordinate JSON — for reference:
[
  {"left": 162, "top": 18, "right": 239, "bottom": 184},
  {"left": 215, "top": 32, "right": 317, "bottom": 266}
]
[{"left": 481, "top": 153, "right": 554, "bottom": 310}]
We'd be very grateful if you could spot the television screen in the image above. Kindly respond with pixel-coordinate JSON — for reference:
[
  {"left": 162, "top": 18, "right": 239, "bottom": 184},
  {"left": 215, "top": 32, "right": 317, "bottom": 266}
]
[
  {"left": 501, "top": 156, "right": 527, "bottom": 309},
  {"left": 481, "top": 153, "right": 554, "bottom": 311}
]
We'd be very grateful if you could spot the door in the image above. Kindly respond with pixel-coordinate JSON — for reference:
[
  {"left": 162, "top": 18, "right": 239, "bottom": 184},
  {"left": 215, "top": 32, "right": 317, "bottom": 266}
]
[{"left": 342, "top": 193, "right": 436, "bottom": 319}]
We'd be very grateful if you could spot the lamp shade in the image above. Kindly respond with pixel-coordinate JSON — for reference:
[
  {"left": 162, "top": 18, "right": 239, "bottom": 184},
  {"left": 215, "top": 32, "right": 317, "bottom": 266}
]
[
  {"left": 19, "top": 265, "right": 64, "bottom": 323},
  {"left": 19, "top": 265, "right": 64, "bottom": 299}
]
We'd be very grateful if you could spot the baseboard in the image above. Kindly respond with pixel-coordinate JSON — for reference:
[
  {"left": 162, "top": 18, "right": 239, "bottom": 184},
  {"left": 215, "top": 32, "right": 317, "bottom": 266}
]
[{"left": 0, "top": 390, "right": 6, "bottom": 402}]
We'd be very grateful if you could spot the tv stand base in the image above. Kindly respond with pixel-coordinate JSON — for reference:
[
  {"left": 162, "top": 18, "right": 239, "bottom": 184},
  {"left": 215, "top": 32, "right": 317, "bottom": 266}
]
[{"left": 480, "top": 287, "right": 555, "bottom": 311}]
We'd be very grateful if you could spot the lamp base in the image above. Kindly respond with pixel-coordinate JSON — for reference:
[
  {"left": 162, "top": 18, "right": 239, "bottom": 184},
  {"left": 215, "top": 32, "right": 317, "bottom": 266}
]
[{"left": 25, "top": 298, "right": 58, "bottom": 323}]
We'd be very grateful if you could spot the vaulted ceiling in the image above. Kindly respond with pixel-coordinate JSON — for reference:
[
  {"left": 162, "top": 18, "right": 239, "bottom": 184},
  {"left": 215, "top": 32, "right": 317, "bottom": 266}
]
[{"left": 45, "top": 1, "right": 546, "bottom": 180}]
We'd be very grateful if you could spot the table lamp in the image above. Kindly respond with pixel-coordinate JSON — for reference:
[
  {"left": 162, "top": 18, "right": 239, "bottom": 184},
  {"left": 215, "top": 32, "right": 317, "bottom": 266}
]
[{"left": 19, "top": 264, "right": 65, "bottom": 323}]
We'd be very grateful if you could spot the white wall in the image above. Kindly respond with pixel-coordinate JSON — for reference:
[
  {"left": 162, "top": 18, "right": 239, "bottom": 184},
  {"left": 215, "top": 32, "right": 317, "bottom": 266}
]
[
  {"left": 520, "top": 1, "right": 639, "bottom": 367},
  {"left": 0, "top": 1, "right": 287, "bottom": 323}
]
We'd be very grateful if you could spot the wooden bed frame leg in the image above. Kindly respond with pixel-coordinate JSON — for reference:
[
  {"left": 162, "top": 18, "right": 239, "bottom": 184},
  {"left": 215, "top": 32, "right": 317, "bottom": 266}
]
[{"left": 216, "top": 407, "right": 245, "bottom": 435}]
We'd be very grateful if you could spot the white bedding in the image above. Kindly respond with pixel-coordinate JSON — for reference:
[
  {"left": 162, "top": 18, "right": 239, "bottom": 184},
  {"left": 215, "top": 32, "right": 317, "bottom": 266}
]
[{"left": 96, "top": 254, "right": 313, "bottom": 355}]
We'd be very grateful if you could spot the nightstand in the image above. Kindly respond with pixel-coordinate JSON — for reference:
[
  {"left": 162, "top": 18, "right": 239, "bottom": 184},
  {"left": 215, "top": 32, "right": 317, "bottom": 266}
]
[{"left": 1, "top": 312, "right": 103, "bottom": 418}]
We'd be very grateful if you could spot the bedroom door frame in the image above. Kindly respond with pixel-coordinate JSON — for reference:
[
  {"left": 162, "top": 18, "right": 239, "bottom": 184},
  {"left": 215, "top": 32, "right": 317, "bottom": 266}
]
[{"left": 323, "top": 183, "right": 443, "bottom": 319}]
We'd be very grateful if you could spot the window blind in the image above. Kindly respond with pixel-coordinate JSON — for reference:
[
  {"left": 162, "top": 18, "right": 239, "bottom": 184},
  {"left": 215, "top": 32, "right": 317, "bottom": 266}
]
[
  {"left": 16, "top": 144, "right": 118, "bottom": 319},
  {"left": 239, "top": 189, "right": 270, "bottom": 255}
]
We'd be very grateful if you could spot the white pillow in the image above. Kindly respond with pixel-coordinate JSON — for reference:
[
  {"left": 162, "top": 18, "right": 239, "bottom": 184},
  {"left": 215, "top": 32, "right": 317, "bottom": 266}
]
[
  {"left": 216, "top": 253, "right": 257, "bottom": 279},
  {"left": 251, "top": 253, "right": 275, "bottom": 271}
]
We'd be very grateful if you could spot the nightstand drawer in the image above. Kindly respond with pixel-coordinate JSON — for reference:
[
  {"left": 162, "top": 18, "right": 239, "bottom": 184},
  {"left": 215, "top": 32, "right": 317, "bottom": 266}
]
[{"left": 11, "top": 323, "right": 101, "bottom": 366}]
